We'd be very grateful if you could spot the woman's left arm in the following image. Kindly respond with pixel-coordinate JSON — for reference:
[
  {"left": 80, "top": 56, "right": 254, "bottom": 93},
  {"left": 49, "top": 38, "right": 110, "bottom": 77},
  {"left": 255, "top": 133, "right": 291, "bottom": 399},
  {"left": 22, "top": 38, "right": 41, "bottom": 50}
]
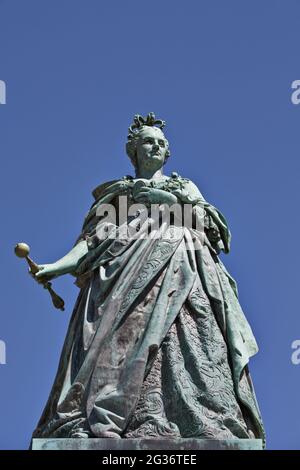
[{"left": 34, "top": 240, "right": 89, "bottom": 282}]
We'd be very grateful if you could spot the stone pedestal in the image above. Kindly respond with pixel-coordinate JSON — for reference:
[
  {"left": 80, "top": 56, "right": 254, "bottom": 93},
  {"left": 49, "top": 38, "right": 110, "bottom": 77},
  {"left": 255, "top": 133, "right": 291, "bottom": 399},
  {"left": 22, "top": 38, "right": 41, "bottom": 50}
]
[{"left": 32, "top": 438, "right": 263, "bottom": 451}]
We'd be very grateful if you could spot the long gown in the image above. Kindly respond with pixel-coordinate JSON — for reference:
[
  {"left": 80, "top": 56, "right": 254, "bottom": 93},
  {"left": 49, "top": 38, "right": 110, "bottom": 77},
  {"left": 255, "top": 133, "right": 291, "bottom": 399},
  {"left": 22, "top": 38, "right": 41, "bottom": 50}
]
[{"left": 32, "top": 173, "right": 265, "bottom": 442}]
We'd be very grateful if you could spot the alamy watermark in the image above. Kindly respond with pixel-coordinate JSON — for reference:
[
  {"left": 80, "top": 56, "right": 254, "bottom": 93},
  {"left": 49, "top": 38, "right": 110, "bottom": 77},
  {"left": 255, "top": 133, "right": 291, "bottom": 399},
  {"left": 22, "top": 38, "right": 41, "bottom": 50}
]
[
  {"left": 291, "top": 340, "right": 300, "bottom": 365},
  {"left": 0, "top": 79, "right": 6, "bottom": 104},
  {"left": 291, "top": 80, "right": 300, "bottom": 105},
  {"left": 93, "top": 197, "right": 206, "bottom": 250},
  {"left": 289, "top": 84, "right": 300, "bottom": 363},
  {"left": 0, "top": 340, "right": 6, "bottom": 365}
]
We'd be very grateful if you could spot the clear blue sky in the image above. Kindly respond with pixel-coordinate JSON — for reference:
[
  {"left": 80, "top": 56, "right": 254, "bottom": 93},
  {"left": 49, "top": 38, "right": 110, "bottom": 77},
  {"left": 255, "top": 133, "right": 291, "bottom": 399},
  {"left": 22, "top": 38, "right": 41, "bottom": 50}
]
[{"left": 1, "top": 0, "right": 300, "bottom": 450}]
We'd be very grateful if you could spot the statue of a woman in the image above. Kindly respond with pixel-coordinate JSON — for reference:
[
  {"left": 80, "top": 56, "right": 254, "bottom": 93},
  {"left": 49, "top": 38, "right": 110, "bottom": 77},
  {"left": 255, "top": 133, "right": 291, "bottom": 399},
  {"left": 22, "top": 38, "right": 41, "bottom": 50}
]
[{"left": 32, "top": 113, "right": 265, "bottom": 442}]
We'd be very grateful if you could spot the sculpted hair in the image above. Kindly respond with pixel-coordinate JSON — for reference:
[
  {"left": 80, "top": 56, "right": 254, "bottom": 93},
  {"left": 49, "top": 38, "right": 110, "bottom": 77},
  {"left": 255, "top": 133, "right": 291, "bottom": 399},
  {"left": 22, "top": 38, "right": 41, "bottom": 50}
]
[{"left": 126, "top": 113, "right": 171, "bottom": 169}]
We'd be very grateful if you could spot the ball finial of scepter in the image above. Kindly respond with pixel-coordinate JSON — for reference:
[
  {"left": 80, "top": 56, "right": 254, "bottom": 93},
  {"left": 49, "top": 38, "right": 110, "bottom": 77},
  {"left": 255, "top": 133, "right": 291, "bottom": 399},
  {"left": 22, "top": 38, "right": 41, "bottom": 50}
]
[{"left": 14, "top": 242, "right": 30, "bottom": 258}]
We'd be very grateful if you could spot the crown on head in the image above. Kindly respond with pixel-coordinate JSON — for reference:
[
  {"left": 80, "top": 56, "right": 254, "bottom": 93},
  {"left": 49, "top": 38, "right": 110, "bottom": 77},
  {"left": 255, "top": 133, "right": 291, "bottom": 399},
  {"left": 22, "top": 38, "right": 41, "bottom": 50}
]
[{"left": 128, "top": 112, "right": 166, "bottom": 139}]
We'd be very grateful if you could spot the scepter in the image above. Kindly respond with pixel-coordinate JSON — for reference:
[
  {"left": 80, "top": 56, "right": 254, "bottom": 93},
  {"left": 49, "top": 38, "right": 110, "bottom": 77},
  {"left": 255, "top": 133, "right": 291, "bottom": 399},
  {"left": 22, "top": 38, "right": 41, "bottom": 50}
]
[{"left": 14, "top": 242, "right": 65, "bottom": 311}]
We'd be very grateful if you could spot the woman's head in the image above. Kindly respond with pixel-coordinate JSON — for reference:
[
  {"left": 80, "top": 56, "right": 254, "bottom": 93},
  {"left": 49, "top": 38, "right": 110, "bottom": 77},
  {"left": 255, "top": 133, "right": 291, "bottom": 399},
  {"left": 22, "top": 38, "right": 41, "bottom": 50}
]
[{"left": 126, "top": 113, "right": 170, "bottom": 172}]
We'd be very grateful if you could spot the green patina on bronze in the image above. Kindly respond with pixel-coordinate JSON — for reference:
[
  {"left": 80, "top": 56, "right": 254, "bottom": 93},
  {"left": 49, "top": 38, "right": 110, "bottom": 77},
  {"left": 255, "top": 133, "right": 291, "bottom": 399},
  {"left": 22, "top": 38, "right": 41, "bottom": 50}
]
[{"left": 30, "top": 113, "right": 265, "bottom": 445}]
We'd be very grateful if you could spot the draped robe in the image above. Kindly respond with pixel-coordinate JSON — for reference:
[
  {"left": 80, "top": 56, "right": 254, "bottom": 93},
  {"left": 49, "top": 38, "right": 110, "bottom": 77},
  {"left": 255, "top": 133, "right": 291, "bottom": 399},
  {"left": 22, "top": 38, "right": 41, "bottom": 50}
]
[{"left": 32, "top": 173, "right": 265, "bottom": 442}]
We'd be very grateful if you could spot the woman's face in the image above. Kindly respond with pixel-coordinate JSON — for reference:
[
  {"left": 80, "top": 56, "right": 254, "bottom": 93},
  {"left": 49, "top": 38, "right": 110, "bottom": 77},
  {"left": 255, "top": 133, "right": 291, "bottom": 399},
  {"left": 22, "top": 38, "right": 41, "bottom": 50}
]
[{"left": 135, "top": 127, "right": 168, "bottom": 172}]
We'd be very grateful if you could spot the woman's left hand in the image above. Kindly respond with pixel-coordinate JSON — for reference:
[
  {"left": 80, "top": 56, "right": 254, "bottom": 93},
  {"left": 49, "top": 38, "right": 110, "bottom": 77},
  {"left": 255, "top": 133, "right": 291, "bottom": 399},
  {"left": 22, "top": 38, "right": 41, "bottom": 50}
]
[{"left": 134, "top": 187, "right": 178, "bottom": 206}]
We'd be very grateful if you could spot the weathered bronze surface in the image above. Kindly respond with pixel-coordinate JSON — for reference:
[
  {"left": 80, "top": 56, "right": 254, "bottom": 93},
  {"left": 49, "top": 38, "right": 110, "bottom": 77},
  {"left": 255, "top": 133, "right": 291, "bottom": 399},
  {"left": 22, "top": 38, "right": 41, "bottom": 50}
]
[{"left": 27, "top": 113, "right": 265, "bottom": 446}]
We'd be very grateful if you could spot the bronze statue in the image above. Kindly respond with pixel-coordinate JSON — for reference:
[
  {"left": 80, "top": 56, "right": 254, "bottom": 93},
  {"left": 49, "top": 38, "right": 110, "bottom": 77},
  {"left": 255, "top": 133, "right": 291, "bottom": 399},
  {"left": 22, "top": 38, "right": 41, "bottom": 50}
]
[{"left": 17, "top": 113, "right": 265, "bottom": 445}]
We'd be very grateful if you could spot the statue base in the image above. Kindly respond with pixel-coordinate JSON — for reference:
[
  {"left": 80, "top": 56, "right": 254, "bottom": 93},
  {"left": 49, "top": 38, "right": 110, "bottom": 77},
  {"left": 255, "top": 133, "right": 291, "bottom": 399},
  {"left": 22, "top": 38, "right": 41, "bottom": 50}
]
[{"left": 32, "top": 438, "right": 263, "bottom": 451}]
